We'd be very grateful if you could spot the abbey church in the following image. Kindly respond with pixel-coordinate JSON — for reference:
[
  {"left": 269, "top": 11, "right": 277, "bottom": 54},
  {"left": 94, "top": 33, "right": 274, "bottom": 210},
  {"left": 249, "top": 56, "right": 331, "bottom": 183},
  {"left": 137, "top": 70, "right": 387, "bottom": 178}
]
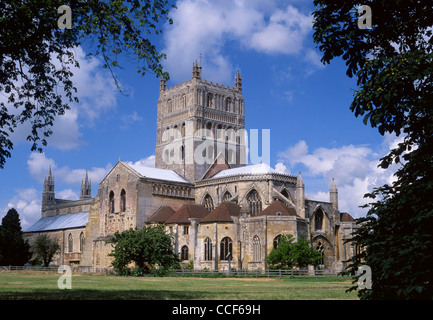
[{"left": 23, "top": 62, "right": 358, "bottom": 272}]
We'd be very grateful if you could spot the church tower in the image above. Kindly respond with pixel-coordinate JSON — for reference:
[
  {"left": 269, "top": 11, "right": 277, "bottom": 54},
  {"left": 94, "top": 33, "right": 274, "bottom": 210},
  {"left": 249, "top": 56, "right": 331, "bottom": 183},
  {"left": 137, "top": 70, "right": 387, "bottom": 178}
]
[
  {"left": 80, "top": 170, "right": 91, "bottom": 200},
  {"left": 155, "top": 62, "right": 246, "bottom": 182},
  {"left": 42, "top": 166, "right": 55, "bottom": 214}
]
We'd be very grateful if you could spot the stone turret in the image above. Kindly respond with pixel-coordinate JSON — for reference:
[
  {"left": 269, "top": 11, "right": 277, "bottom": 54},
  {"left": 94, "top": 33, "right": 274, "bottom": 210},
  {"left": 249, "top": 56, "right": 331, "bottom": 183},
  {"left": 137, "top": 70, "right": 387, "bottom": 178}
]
[
  {"left": 330, "top": 178, "right": 338, "bottom": 210},
  {"left": 192, "top": 60, "right": 202, "bottom": 80},
  {"left": 235, "top": 69, "right": 242, "bottom": 93},
  {"left": 295, "top": 171, "right": 305, "bottom": 218}
]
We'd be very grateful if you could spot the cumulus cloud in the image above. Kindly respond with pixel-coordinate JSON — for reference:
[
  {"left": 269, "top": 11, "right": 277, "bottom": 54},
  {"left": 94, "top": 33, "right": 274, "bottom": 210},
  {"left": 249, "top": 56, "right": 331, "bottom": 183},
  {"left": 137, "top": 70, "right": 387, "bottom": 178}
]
[
  {"left": 126, "top": 155, "right": 156, "bottom": 168},
  {"left": 1, "top": 188, "right": 41, "bottom": 228},
  {"left": 163, "top": 0, "right": 313, "bottom": 83},
  {"left": 277, "top": 135, "right": 402, "bottom": 218}
]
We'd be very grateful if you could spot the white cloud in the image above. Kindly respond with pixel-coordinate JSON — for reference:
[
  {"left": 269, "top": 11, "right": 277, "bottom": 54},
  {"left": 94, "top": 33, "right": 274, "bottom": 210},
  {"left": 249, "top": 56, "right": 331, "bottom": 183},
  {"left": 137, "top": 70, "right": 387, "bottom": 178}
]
[
  {"left": 126, "top": 155, "right": 156, "bottom": 168},
  {"left": 1, "top": 188, "right": 41, "bottom": 229},
  {"left": 277, "top": 135, "right": 401, "bottom": 218},
  {"left": 163, "top": 0, "right": 313, "bottom": 83},
  {"left": 274, "top": 161, "right": 290, "bottom": 174}
]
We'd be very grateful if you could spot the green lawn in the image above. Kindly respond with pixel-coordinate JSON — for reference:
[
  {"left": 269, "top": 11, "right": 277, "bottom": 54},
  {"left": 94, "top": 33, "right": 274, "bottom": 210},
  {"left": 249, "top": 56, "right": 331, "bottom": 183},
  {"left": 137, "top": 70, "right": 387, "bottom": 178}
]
[{"left": 0, "top": 271, "right": 358, "bottom": 300}]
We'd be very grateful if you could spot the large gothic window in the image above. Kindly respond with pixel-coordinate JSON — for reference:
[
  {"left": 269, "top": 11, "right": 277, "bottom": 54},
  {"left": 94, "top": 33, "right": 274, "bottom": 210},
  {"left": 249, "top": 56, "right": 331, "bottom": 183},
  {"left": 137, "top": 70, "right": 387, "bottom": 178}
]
[
  {"left": 206, "top": 93, "right": 213, "bottom": 108},
  {"left": 247, "top": 189, "right": 262, "bottom": 216},
  {"left": 120, "top": 189, "right": 126, "bottom": 212},
  {"left": 253, "top": 235, "right": 261, "bottom": 261},
  {"left": 315, "top": 209, "right": 324, "bottom": 231},
  {"left": 204, "top": 237, "right": 212, "bottom": 261},
  {"left": 220, "top": 237, "right": 232, "bottom": 261},
  {"left": 109, "top": 191, "right": 115, "bottom": 213},
  {"left": 203, "top": 194, "right": 214, "bottom": 212}
]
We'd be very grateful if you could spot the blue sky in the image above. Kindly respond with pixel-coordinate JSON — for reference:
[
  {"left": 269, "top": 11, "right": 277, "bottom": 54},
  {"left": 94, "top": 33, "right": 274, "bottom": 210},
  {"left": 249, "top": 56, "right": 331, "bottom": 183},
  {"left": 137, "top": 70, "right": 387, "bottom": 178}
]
[{"left": 0, "top": 0, "right": 401, "bottom": 228}]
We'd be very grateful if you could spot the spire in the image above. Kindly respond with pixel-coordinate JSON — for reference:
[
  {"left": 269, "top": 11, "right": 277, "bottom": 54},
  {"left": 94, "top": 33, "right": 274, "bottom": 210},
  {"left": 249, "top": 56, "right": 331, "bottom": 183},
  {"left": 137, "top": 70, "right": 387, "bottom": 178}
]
[
  {"left": 235, "top": 69, "right": 242, "bottom": 93},
  {"left": 296, "top": 171, "right": 304, "bottom": 188},
  {"left": 192, "top": 60, "right": 202, "bottom": 80},
  {"left": 42, "top": 165, "right": 55, "bottom": 212},
  {"left": 80, "top": 170, "right": 91, "bottom": 199}
]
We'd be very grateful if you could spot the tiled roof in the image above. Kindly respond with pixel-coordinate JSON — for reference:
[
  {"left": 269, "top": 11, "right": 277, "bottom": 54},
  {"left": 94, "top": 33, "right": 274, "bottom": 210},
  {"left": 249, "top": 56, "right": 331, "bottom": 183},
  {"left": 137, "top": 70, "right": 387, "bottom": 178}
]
[
  {"left": 258, "top": 200, "right": 299, "bottom": 217},
  {"left": 24, "top": 212, "right": 88, "bottom": 232},
  {"left": 340, "top": 212, "right": 355, "bottom": 222},
  {"left": 201, "top": 202, "right": 241, "bottom": 223},
  {"left": 165, "top": 204, "right": 209, "bottom": 224},
  {"left": 146, "top": 206, "right": 176, "bottom": 223}
]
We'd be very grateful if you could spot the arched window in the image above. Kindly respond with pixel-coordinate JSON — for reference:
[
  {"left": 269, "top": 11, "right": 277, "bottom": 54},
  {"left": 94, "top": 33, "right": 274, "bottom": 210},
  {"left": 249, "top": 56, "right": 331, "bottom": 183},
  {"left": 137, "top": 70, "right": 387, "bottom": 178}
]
[
  {"left": 273, "top": 235, "right": 282, "bottom": 249},
  {"left": 79, "top": 232, "right": 84, "bottom": 252},
  {"left": 167, "top": 99, "right": 172, "bottom": 113},
  {"left": 203, "top": 194, "right": 214, "bottom": 212},
  {"left": 225, "top": 98, "right": 231, "bottom": 112},
  {"left": 181, "top": 94, "right": 186, "bottom": 108},
  {"left": 315, "top": 209, "right": 324, "bottom": 230},
  {"left": 181, "top": 245, "right": 189, "bottom": 261},
  {"left": 120, "top": 189, "right": 126, "bottom": 212},
  {"left": 223, "top": 191, "right": 232, "bottom": 202},
  {"left": 109, "top": 191, "right": 115, "bottom": 213},
  {"left": 247, "top": 189, "right": 262, "bottom": 216},
  {"left": 206, "top": 93, "right": 213, "bottom": 108},
  {"left": 281, "top": 189, "right": 290, "bottom": 199},
  {"left": 68, "top": 233, "right": 73, "bottom": 253},
  {"left": 220, "top": 237, "right": 232, "bottom": 261},
  {"left": 204, "top": 237, "right": 212, "bottom": 261},
  {"left": 316, "top": 242, "right": 325, "bottom": 268},
  {"left": 253, "top": 235, "right": 261, "bottom": 261}
]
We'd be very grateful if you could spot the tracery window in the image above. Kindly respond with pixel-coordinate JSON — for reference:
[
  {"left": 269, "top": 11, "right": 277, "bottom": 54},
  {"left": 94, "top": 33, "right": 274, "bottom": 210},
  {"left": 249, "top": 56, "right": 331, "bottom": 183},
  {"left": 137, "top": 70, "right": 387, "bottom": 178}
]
[
  {"left": 253, "top": 235, "right": 261, "bottom": 261},
  {"left": 220, "top": 237, "right": 232, "bottom": 261},
  {"left": 273, "top": 235, "right": 282, "bottom": 249},
  {"left": 247, "top": 189, "right": 262, "bottom": 216},
  {"left": 316, "top": 242, "right": 325, "bottom": 267},
  {"left": 223, "top": 191, "right": 232, "bottom": 202},
  {"left": 203, "top": 194, "right": 214, "bottom": 212}
]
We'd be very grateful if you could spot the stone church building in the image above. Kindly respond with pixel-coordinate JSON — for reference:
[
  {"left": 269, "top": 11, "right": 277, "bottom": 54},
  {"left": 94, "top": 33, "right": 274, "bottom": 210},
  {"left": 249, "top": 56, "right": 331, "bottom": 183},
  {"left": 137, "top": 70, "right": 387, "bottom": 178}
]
[{"left": 23, "top": 62, "right": 357, "bottom": 272}]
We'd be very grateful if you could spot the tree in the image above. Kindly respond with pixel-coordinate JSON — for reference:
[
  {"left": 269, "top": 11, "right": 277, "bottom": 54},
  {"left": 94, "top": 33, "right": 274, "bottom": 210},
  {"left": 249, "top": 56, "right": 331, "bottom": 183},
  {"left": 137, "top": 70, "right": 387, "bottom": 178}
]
[
  {"left": 0, "top": 208, "right": 32, "bottom": 265},
  {"left": 312, "top": 1, "right": 433, "bottom": 299},
  {"left": 32, "top": 234, "right": 60, "bottom": 267},
  {"left": 0, "top": 0, "right": 175, "bottom": 168},
  {"left": 266, "top": 235, "right": 321, "bottom": 270},
  {"left": 107, "top": 224, "right": 179, "bottom": 275}
]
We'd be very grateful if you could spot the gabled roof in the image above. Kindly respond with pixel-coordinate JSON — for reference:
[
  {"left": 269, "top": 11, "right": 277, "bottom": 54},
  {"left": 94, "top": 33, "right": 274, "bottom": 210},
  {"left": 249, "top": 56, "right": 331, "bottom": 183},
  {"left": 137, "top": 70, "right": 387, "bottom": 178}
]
[
  {"left": 210, "top": 163, "right": 279, "bottom": 179},
  {"left": 146, "top": 206, "right": 176, "bottom": 224},
  {"left": 164, "top": 204, "right": 209, "bottom": 224},
  {"left": 201, "top": 152, "right": 231, "bottom": 180},
  {"left": 201, "top": 202, "right": 241, "bottom": 223},
  {"left": 24, "top": 212, "right": 88, "bottom": 232},
  {"left": 258, "top": 200, "right": 299, "bottom": 217}
]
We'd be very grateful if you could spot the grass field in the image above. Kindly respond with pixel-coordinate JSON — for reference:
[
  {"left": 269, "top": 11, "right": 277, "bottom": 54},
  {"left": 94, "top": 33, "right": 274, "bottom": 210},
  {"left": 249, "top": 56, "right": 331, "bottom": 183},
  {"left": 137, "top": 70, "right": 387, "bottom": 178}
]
[{"left": 0, "top": 271, "right": 358, "bottom": 300}]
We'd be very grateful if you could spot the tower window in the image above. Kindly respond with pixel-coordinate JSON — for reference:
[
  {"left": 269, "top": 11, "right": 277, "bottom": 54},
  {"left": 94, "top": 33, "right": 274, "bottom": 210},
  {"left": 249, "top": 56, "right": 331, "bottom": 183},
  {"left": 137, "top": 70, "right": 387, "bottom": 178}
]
[
  {"left": 206, "top": 94, "right": 213, "bottom": 108},
  {"left": 315, "top": 209, "right": 324, "bottom": 231}
]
